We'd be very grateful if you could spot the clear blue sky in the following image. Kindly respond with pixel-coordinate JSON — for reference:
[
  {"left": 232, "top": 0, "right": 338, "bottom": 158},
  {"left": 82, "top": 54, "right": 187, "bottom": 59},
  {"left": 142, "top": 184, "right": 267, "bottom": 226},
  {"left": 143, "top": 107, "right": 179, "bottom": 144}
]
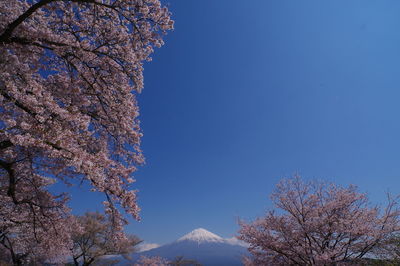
[{"left": 64, "top": 0, "right": 400, "bottom": 244}]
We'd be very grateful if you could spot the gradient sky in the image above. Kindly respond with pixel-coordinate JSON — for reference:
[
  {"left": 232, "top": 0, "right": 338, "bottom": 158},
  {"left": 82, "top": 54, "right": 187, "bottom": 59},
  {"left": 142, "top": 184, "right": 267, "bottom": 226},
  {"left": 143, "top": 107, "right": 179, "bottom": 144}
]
[{"left": 61, "top": 0, "right": 400, "bottom": 245}]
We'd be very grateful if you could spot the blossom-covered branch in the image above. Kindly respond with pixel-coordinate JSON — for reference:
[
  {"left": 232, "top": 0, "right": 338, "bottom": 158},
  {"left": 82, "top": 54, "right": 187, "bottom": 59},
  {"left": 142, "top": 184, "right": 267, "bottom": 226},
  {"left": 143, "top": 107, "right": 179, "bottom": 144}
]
[
  {"left": 238, "top": 176, "right": 400, "bottom": 265},
  {"left": 0, "top": 0, "right": 172, "bottom": 263}
]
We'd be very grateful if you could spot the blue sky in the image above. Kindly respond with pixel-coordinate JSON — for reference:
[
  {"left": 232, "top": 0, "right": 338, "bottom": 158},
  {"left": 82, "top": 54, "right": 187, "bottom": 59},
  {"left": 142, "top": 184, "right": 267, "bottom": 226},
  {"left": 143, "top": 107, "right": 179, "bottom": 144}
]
[{"left": 65, "top": 0, "right": 400, "bottom": 244}]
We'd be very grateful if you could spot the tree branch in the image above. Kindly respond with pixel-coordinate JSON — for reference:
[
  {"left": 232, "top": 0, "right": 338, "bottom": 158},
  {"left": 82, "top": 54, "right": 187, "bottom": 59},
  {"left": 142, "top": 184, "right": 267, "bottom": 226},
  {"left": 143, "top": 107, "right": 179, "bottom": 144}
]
[{"left": 0, "top": 0, "right": 57, "bottom": 43}]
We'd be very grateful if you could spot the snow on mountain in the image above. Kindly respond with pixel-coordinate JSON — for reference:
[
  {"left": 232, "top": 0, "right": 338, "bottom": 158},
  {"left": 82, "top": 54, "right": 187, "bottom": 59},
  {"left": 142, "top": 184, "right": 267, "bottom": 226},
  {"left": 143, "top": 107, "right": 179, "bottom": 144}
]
[
  {"left": 128, "top": 228, "right": 250, "bottom": 266},
  {"left": 225, "top": 237, "right": 249, "bottom": 248},
  {"left": 177, "top": 228, "right": 224, "bottom": 243},
  {"left": 136, "top": 242, "right": 160, "bottom": 252}
]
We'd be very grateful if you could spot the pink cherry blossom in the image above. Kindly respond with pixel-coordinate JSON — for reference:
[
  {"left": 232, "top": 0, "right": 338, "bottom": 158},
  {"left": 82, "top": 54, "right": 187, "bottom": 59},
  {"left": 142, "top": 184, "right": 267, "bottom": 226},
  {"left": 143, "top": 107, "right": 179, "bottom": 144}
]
[
  {"left": 238, "top": 176, "right": 400, "bottom": 265},
  {"left": 0, "top": 0, "right": 172, "bottom": 263}
]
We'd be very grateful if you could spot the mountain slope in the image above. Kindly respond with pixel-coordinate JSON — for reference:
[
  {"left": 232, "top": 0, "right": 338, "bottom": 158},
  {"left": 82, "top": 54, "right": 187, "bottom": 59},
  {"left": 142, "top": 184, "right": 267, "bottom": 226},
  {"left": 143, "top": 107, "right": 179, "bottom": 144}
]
[{"left": 133, "top": 228, "right": 249, "bottom": 266}]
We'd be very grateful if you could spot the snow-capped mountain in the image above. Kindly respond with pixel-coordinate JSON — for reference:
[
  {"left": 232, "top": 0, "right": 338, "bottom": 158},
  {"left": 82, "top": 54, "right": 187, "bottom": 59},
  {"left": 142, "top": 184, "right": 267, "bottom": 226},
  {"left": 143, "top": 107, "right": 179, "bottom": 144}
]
[
  {"left": 177, "top": 228, "right": 224, "bottom": 243},
  {"left": 132, "top": 228, "right": 249, "bottom": 265}
]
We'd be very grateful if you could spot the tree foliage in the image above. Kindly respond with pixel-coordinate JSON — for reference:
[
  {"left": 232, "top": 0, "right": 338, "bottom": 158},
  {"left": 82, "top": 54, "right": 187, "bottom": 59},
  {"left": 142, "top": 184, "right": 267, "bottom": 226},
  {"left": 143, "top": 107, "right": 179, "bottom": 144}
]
[
  {"left": 71, "top": 212, "right": 141, "bottom": 266},
  {"left": 0, "top": 175, "right": 72, "bottom": 265},
  {"left": 0, "top": 0, "right": 172, "bottom": 263},
  {"left": 239, "top": 176, "right": 400, "bottom": 265}
]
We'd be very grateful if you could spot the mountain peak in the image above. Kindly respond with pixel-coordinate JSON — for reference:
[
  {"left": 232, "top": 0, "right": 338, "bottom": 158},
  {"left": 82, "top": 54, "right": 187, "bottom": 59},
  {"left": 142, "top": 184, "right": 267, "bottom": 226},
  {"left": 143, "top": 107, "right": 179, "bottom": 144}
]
[{"left": 177, "top": 228, "right": 223, "bottom": 243}]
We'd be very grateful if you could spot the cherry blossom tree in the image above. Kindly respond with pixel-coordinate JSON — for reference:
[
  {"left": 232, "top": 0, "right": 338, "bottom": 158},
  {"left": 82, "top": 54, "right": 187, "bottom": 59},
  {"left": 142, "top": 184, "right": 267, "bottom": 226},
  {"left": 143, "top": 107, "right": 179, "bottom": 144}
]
[
  {"left": 238, "top": 176, "right": 400, "bottom": 265},
  {"left": 0, "top": 0, "right": 172, "bottom": 264},
  {"left": 71, "top": 212, "right": 141, "bottom": 266},
  {"left": 0, "top": 170, "right": 72, "bottom": 265}
]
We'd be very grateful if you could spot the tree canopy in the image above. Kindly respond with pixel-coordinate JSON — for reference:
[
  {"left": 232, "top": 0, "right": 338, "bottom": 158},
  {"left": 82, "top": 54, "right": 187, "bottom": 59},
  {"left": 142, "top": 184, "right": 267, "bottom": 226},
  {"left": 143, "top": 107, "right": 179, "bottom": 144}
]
[
  {"left": 239, "top": 176, "right": 400, "bottom": 265},
  {"left": 0, "top": 0, "right": 172, "bottom": 264}
]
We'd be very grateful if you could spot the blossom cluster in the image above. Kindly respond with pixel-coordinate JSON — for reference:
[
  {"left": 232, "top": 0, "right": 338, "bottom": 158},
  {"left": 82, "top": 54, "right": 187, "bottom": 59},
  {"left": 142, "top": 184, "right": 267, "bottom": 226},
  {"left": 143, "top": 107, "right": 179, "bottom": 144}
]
[
  {"left": 0, "top": 0, "right": 172, "bottom": 262},
  {"left": 239, "top": 176, "right": 400, "bottom": 265}
]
